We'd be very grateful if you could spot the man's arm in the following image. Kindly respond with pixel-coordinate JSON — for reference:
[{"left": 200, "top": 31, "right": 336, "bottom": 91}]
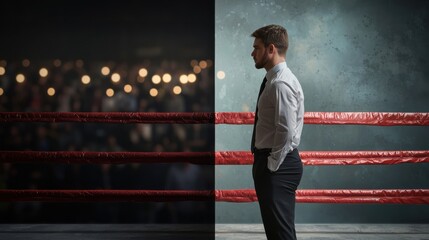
[{"left": 267, "top": 82, "right": 298, "bottom": 172}]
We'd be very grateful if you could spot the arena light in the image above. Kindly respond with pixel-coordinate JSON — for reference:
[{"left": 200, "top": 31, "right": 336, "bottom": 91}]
[
  {"left": 39, "top": 68, "right": 48, "bottom": 77},
  {"left": 179, "top": 74, "right": 188, "bottom": 84},
  {"left": 16, "top": 74, "right": 25, "bottom": 83},
  {"left": 137, "top": 76, "right": 145, "bottom": 83},
  {"left": 101, "top": 66, "right": 110, "bottom": 76},
  {"left": 106, "top": 88, "right": 114, "bottom": 97},
  {"left": 47, "top": 87, "right": 55, "bottom": 96},
  {"left": 111, "top": 73, "right": 121, "bottom": 83},
  {"left": 190, "top": 59, "right": 198, "bottom": 67},
  {"left": 193, "top": 65, "right": 201, "bottom": 74},
  {"left": 124, "top": 84, "right": 133, "bottom": 93},
  {"left": 152, "top": 75, "right": 161, "bottom": 84},
  {"left": 0, "top": 66, "right": 5, "bottom": 75},
  {"left": 149, "top": 88, "right": 158, "bottom": 97},
  {"left": 81, "top": 75, "right": 91, "bottom": 85},
  {"left": 173, "top": 86, "right": 182, "bottom": 95},
  {"left": 22, "top": 59, "right": 30, "bottom": 67},
  {"left": 187, "top": 73, "right": 196, "bottom": 83},
  {"left": 217, "top": 71, "right": 226, "bottom": 80},
  {"left": 162, "top": 73, "right": 172, "bottom": 83},
  {"left": 199, "top": 60, "right": 208, "bottom": 69},
  {"left": 139, "top": 68, "right": 148, "bottom": 77},
  {"left": 53, "top": 59, "right": 61, "bottom": 67}
]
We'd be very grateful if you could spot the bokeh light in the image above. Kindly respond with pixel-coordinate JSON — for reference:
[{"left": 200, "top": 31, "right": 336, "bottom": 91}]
[
  {"left": 217, "top": 70, "right": 226, "bottom": 80},
  {"left": 47, "top": 87, "right": 55, "bottom": 96},
  {"left": 149, "top": 88, "right": 158, "bottom": 97},
  {"left": 111, "top": 73, "right": 121, "bottom": 83},
  {"left": 162, "top": 73, "right": 172, "bottom": 83},
  {"left": 81, "top": 75, "right": 91, "bottom": 84},
  {"left": 39, "top": 68, "right": 48, "bottom": 77},
  {"left": 173, "top": 86, "right": 182, "bottom": 95},
  {"left": 101, "top": 66, "right": 110, "bottom": 76},
  {"left": 152, "top": 75, "right": 161, "bottom": 84},
  {"left": 124, "top": 84, "right": 133, "bottom": 93},
  {"left": 16, "top": 74, "right": 25, "bottom": 83},
  {"left": 188, "top": 73, "right": 196, "bottom": 83},
  {"left": 139, "top": 68, "right": 148, "bottom": 77},
  {"left": 106, "top": 88, "right": 115, "bottom": 97},
  {"left": 179, "top": 74, "right": 188, "bottom": 84}
]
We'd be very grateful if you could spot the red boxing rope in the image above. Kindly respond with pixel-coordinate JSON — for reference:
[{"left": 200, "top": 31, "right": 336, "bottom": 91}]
[
  {"left": 218, "top": 189, "right": 429, "bottom": 204},
  {"left": 0, "top": 151, "right": 214, "bottom": 164},
  {"left": 216, "top": 112, "right": 429, "bottom": 125},
  {"left": 303, "top": 112, "right": 429, "bottom": 126},
  {"left": 1, "top": 112, "right": 429, "bottom": 125},
  {"left": 0, "top": 190, "right": 213, "bottom": 202},
  {"left": 0, "top": 112, "right": 214, "bottom": 124},
  {"left": 1, "top": 150, "right": 428, "bottom": 165},
  {"left": 0, "top": 189, "right": 428, "bottom": 204},
  {"left": 1, "top": 112, "right": 428, "bottom": 206},
  {"left": 215, "top": 150, "right": 429, "bottom": 165}
]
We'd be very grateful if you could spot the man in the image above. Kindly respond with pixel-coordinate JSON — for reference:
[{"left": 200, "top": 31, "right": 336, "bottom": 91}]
[{"left": 250, "top": 24, "right": 304, "bottom": 240}]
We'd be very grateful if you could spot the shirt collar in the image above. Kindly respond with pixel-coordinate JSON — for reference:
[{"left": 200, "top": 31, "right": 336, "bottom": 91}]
[{"left": 265, "top": 61, "right": 287, "bottom": 82}]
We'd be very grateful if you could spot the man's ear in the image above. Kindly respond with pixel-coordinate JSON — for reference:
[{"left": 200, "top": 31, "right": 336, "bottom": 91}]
[{"left": 268, "top": 44, "right": 275, "bottom": 54}]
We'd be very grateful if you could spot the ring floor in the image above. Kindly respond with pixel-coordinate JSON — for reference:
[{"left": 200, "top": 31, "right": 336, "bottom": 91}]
[{"left": 0, "top": 224, "right": 428, "bottom": 240}]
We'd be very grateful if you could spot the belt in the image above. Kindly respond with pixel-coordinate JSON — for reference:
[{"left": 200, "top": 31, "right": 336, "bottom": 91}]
[{"left": 254, "top": 148, "right": 298, "bottom": 154}]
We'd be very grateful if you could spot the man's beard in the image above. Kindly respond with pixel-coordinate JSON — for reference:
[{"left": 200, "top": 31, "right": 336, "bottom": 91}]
[{"left": 254, "top": 51, "right": 269, "bottom": 69}]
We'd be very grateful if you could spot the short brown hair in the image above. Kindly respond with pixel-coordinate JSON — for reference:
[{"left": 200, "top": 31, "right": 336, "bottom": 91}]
[{"left": 251, "top": 24, "right": 288, "bottom": 55}]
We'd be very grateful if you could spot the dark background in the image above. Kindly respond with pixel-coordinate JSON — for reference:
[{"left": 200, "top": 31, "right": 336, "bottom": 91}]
[
  {"left": 0, "top": 0, "right": 215, "bottom": 231},
  {"left": 1, "top": 0, "right": 214, "bottom": 62}
]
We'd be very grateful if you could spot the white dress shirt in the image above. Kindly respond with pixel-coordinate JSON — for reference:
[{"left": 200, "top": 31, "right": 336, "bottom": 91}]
[{"left": 255, "top": 61, "right": 304, "bottom": 172}]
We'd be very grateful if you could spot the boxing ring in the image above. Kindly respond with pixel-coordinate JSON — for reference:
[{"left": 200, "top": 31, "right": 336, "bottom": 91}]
[{"left": 1, "top": 111, "right": 429, "bottom": 239}]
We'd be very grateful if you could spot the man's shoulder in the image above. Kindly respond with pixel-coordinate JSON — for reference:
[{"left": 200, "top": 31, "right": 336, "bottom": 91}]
[
  {"left": 271, "top": 72, "right": 303, "bottom": 95},
  {"left": 273, "top": 71, "right": 300, "bottom": 87}
]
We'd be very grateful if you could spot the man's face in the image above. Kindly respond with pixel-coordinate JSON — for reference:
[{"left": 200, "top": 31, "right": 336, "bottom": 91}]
[{"left": 251, "top": 38, "right": 269, "bottom": 69}]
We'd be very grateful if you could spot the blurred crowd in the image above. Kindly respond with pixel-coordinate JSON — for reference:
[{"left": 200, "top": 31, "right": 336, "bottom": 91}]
[{"left": 0, "top": 58, "right": 215, "bottom": 223}]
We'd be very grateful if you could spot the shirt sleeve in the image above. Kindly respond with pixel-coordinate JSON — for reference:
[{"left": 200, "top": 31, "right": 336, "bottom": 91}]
[{"left": 267, "top": 81, "right": 298, "bottom": 172}]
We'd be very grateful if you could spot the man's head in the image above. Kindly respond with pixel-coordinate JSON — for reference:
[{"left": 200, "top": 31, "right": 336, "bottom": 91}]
[{"left": 251, "top": 24, "right": 288, "bottom": 70}]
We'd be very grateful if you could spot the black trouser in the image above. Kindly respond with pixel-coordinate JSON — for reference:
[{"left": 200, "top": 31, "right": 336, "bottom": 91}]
[{"left": 252, "top": 148, "right": 303, "bottom": 240}]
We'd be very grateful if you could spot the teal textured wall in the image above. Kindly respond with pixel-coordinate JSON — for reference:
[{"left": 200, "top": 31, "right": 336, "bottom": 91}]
[{"left": 215, "top": 0, "right": 429, "bottom": 223}]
